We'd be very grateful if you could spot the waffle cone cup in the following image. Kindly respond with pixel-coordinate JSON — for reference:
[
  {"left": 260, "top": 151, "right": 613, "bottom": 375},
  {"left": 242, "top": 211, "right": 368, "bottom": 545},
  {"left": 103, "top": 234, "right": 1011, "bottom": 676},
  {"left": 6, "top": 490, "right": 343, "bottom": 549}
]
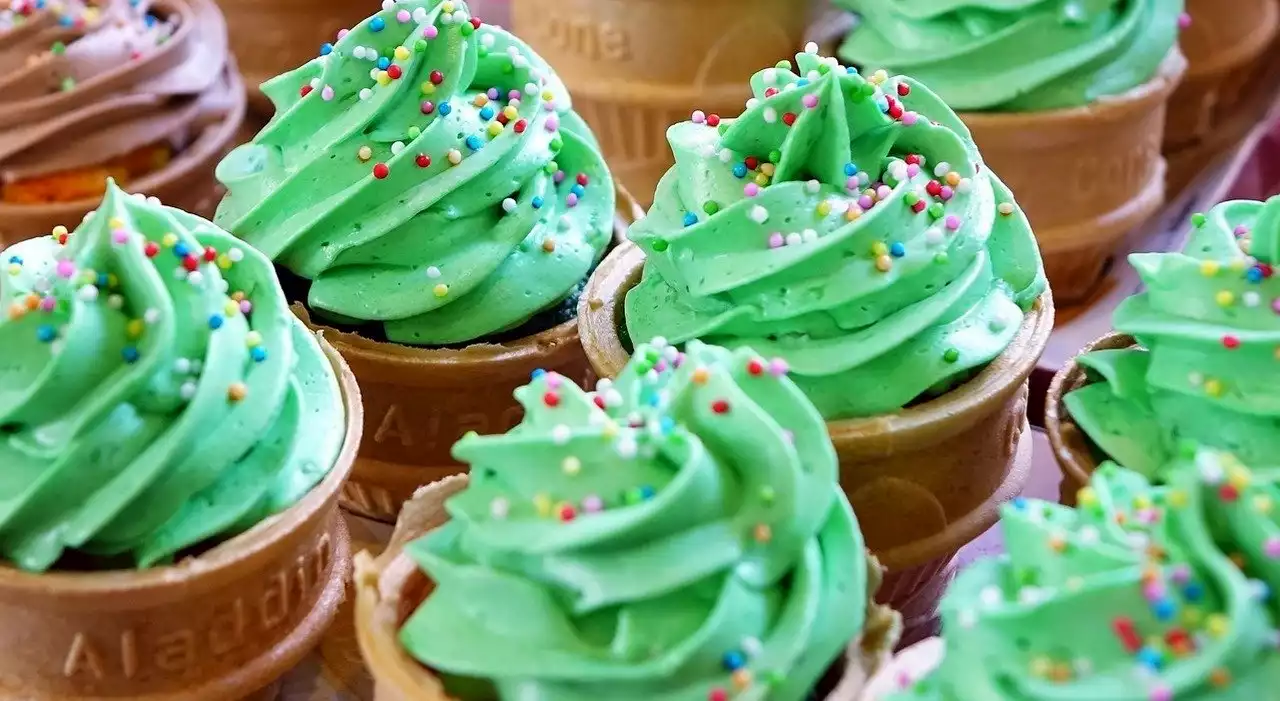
[
  {"left": 0, "top": 65, "right": 247, "bottom": 248},
  {"left": 0, "top": 334, "right": 362, "bottom": 701},
  {"left": 579, "top": 243, "right": 1053, "bottom": 641},
  {"left": 354, "top": 475, "right": 903, "bottom": 701},
  {"left": 1045, "top": 332, "right": 1137, "bottom": 507},
  {"left": 215, "top": 0, "right": 372, "bottom": 117},
  {"left": 510, "top": 0, "right": 810, "bottom": 207},
  {"left": 956, "top": 52, "right": 1185, "bottom": 304},
  {"left": 1164, "top": 0, "right": 1280, "bottom": 150}
]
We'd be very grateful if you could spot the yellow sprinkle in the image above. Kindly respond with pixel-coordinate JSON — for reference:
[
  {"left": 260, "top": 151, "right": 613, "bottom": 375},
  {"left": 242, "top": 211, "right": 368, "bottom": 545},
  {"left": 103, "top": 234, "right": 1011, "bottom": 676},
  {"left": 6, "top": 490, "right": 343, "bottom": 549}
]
[
  {"left": 433, "top": 283, "right": 449, "bottom": 297},
  {"left": 1134, "top": 495, "right": 1152, "bottom": 510},
  {"left": 5, "top": 264, "right": 19, "bottom": 276},
  {"left": 754, "top": 173, "right": 770, "bottom": 186},
  {"left": 394, "top": 46, "right": 410, "bottom": 61},
  {"left": 52, "top": 225, "right": 68, "bottom": 239},
  {"left": 217, "top": 254, "right": 232, "bottom": 270},
  {"left": 1228, "top": 257, "right": 1247, "bottom": 272},
  {"left": 108, "top": 217, "right": 125, "bottom": 229},
  {"left": 1167, "top": 489, "right": 1188, "bottom": 508},
  {"left": 1204, "top": 378, "right": 1224, "bottom": 397},
  {"left": 375, "top": 71, "right": 391, "bottom": 86},
  {"left": 601, "top": 420, "right": 619, "bottom": 438},
  {"left": 533, "top": 493, "right": 552, "bottom": 518},
  {"left": 816, "top": 201, "right": 832, "bottom": 217},
  {"left": 1200, "top": 260, "right": 1220, "bottom": 276},
  {"left": 502, "top": 106, "right": 519, "bottom": 120},
  {"left": 1182, "top": 607, "right": 1203, "bottom": 628},
  {"left": 846, "top": 207, "right": 862, "bottom": 222},
  {"left": 126, "top": 319, "right": 145, "bottom": 339},
  {"left": 107, "top": 274, "right": 118, "bottom": 288},
  {"left": 1228, "top": 465, "right": 1251, "bottom": 489},
  {"left": 871, "top": 241, "right": 888, "bottom": 256},
  {"left": 357, "top": 146, "right": 373, "bottom": 161},
  {"left": 245, "top": 331, "right": 262, "bottom": 348},
  {"left": 760, "top": 163, "right": 776, "bottom": 177},
  {"left": 1077, "top": 486, "right": 1097, "bottom": 507},
  {"left": 1029, "top": 656, "right": 1052, "bottom": 678},
  {"left": 1205, "top": 613, "right": 1230, "bottom": 638},
  {"left": 875, "top": 255, "right": 893, "bottom": 272},
  {"left": 541, "top": 89, "right": 555, "bottom": 102},
  {"left": 871, "top": 69, "right": 888, "bottom": 85},
  {"left": 227, "top": 382, "right": 248, "bottom": 402},
  {"left": 473, "top": 94, "right": 488, "bottom": 107},
  {"left": 441, "top": 0, "right": 454, "bottom": 10},
  {"left": 1216, "top": 290, "right": 1235, "bottom": 307},
  {"left": 162, "top": 233, "right": 178, "bottom": 248},
  {"left": 487, "top": 121, "right": 504, "bottom": 137},
  {"left": 691, "top": 368, "right": 710, "bottom": 385},
  {"left": 945, "top": 172, "right": 961, "bottom": 187},
  {"left": 997, "top": 202, "right": 1015, "bottom": 216},
  {"left": 562, "top": 457, "right": 581, "bottom": 475},
  {"left": 1254, "top": 494, "right": 1273, "bottom": 514},
  {"left": 732, "top": 670, "right": 753, "bottom": 690},
  {"left": 224, "top": 300, "right": 240, "bottom": 316},
  {"left": 420, "top": 82, "right": 436, "bottom": 95}
]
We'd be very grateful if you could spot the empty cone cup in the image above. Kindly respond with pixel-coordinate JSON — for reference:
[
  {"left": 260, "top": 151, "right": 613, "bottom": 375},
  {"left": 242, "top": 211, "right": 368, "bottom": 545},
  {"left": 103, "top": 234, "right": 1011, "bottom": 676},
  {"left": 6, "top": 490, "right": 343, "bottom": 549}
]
[
  {"left": 1045, "top": 332, "right": 1138, "bottom": 506},
  {"left": 578, "top": 243, "right": 1054, "bottom": 642},
  {"left": 355, "top": 476, "right": 903, "bottom": 701},
  {"left": 509, "top": 0, "right": 810, "bottom": 206},
  {"left": 0, "top": 337, "right": 362, "bottom": 701},
  {"left": 957, "top": 53, "right": 1185, "bottom": 304}
]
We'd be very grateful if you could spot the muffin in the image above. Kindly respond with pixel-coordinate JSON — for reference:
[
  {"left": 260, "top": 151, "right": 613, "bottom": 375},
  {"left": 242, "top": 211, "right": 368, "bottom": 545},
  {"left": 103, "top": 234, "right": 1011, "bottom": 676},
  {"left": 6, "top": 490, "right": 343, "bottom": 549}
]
[
  {"left": 0, "top": 0, "right": 245, "bottom": 245},
  {"left": 215, "top": 0, "right": 617, "bottom": 523},
  {"left": 579, "top": 48, "right": 1053, "bottom": 643},
  {"left": 355, "top": 339, "right": 901, "bottom": 700},
  {"left": 1048, "top": 196, "right": 1280, "bottom": 500},
  {"left": 835, "top": 0, "right": 1186, "bottom": 303},
  {"left": 882, "top": 455, "right": 1280, "bottom": 700},
  {"left": 0, "top": 181, "right": 361, "bottom": 699},
  {"left": 510, "top": 0, "right": 811, "bottom": 208}
]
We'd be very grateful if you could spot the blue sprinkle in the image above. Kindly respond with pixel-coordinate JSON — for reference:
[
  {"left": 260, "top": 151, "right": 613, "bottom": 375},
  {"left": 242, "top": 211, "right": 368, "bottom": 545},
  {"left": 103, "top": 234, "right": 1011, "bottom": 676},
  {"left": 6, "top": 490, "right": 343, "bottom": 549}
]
[
  {"left": 438, "top": 102, "right": 453, "bottom": 116},
  {"left": 638, "top": 485, "right": 656, "bottom": 500},
  {"left": 877, "top": 97, "right": 890, "bottom": 113},
  {"left": 531, "top": 196, "right": 544, "bottom": 209},
  {"left": 844, "top": 163, "right": 858, "bottom": 176},
  {"left": 733, "top": 164, "right": 748, "bottom": 178},
  {"left": 1136, "top": 647, "right": 1163, "bottom": 671},
  {"left": 208, "top": 315, "right": 224, "bottom": 330},
  {"left": 1152, "top": 598, "right": 1175, "bottom": 621},
  {"left": 570, "top": 184, "right": 585, "bottom": 197},
  {"left": 376, "top": 56, "right": 391, "bottom": 70},
  {"left": 722, "top": 651, "right": 746, "bottom": 671},
  {"left": 97, "top": 272, "right": 109, "bottom": 287},
  {"left": 7, "top": 256, "right": 21, "bottom": 264},
  {"left": 320, "top": 43, "right": 334, "bottom": 56},
  {"left": 890, "top": 242, "right": 906, "bottom": 258},
  {"left": 36, "top": 325, "right": 56, "bottom": 343},
  {"left": 531, "top": 368, "right": 547, "bottom": 380},
  {"left": 122, "top": 347, "right": 140, "bottom": 364},
  {"left": 173, "top": 242, "right": 189, "bottom": 257},
  {"left": 1247, "top": 267, "right": 1264, "bottom": 283},
  {"left": 479, "top": 106, "right": 495, "bottom": 121},
  {"left": 58, "top": 14, "right": 73, "bottom": 26},
  {"left": 251, "top": 347, "right": 268, "bottom": 363},
  {"left": 1184, "top": 582, "right": 1205, "bottom": 602},
  {"left": 1010, "top": 497, "right": 1028, "bottom": 511},
  {"left": 465, "top": 135, "right": 483, "bottom": 151},
  {"left": 144, "top": 13, "right": 156, "bottom": 27},
  {"left": 370, "top": 16, "right": 386, "bottom": 31},
  {"left": 683, "top": 213, "right": 698, "bottom": 227},
  {"left": 846, "top": 66, "right": 859, "bottom": 75},
  {"left": 659, "top": 416, "right": 675, "bottom": 433}
]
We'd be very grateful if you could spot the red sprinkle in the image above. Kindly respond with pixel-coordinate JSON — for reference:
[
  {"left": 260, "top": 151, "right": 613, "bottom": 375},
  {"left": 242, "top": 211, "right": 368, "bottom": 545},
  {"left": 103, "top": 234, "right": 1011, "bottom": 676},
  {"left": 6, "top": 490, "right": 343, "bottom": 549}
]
[
  {"left": 415, "top": 154, "right": 431, "bottom": 168},
  {"left": 746, "top": 359, "right": 764, "bottom": 376},
  {"left": 469, "top": 17, "right": 482, "bottom": 29},
  {"left": 711, "top": 399, "right": 730, "bottom": 414},
  {"left": 1222, "top": 335, "right": 1240, "bottom": 349},
  {"left": 905, "top": 154, "right": 922, "bottom": 166},
  {"left": 144, "top": 242, "right": 159, "bottom": 258},
  {"left": 745, "top": 156, "right": 759, "bottom": 170},
  {"left": 577, "top": 173, "right": 589, "bottom": 187},
  {"left": 708, "top": 690, "right": 728, "bottom": 701},
  {"left": 897, "top": 83, "right": 911, "bottom": 96},
  {"left": 558, "top": 504, "right": 576, "bottom": 522},
  {"left": 1220, "top": 484, "right": 1240, "bottom": 502},
  {"left": 299, "top": 84, "right": 312, "bottom": 98},
  {"left": 926, "top": 180, "right": 942, "bottom": 197},
  {"left": 706, "top": 114, "right": 721, "bottom": 127},
  {"left": 544, "top": 391, "right": 560, "bottom": 407},
  {"left": 429, "top": 70, "right": 444, "bottom": 85},
  {"left": 420, "top": 101, "right": 435, "bottom": 114},
  {"left": 514, "top": 119, "right": 528, "bottom": 134},
  {"left": 202, "top": 246, "right": 217, "bottom": 262},
  {"left": 911, "top": 200, "right": 927, "bottom": 214},
  {"left": 373, "top": 163, "right": 390, "bottom": 179},
  {"left": 387, "top": 64, "right": 403, "bottom": 80},
  {"left": 764, "top": 87, "right": 778, "bottom": 98},
  {"left": 782, "top": 112, "right": 797, "bottom": 126},
  {"left": 888, "top": 103, "right": 904, "bottom": 119},
  {"left": 1113, "top": 617, "right": 1142, "bottom": 653},
  {"left": 593, "top": 394, "right": 607, "bottom": 410},
  {"left": 182, "top": 256, "right": 198, "bottom": 272}
]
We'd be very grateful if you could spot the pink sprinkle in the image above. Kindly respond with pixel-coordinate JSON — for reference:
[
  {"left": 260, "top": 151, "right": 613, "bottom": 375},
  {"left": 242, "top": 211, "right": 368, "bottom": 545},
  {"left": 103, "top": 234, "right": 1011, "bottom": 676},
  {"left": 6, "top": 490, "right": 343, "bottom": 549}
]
[
  {"left": 654, "top": 360, "right": 668, "bottom": 373},
  {"left": 321, "top": 85, "right": 335, "bottom": 101},
  {"left": 508, "top": 89, "right": 521, "bottom": 101},
  {"left": 546, "top": 373, "right": 563, "bottom": 389},
  {"left": 582, "top": 495, "right": 604, "bottom": 513},
  {"left": 1150, "top": 686, "right": 1173, "bottom": 701},
  {"left": 39, "top": 296, "right": 56, "bottom": 312},
  {"left": 420, "top": 101, "right": 435, "bottom": 114},
  {"left": 553, "top": 171, "right": 566, "bottom": 184},
  {"left": 858, "top": 195, "right": 874, "bottom": 210},
  {"left": 1143, "top": 582, "right": 1166, "bottom": 602},
  {"left": 906, "top": 164, "right": 920, "bottom": 178},
  {"left": 566, "top": 193, "right": 579, "bottom": 207},
  {"left": 768, "top": 232, "right": 784, "bottom": 248},
  {"left": 674, "top": 352, "right": 685, "bottom": 368},
  {"left": 902, "top": 111, "right": 919, "bottom": 126},
  {"left": 846, "top": 177, "right": 860, "bottom": 190},
  {"left": 56, "top": 260, "right": 75, "bottom": 278},
  {"left": 1178, "top": 12, "right": 1191, "bottom": 29},
  {"left": 940, "top": 186, "right": 954, "bottom": 200},
  {"left": 543, "top": 100, "right": 557, "bottom": 112},
  {"left": 744, "top": 183, "right": 760, "bottom": 198},
  {"left": 337, "top": 28, "right": 349, "bottom": 39},
  {"left": 1272, "top": 298, "right": 1280, "bottom": 314},
  {"left": 769, "top": 358, "right": 788, "bottom": 376},
  {"left": 239, "top": 300, "right": 253, "bottom": 314},
  {"left": 945, "top": 215, "right": 961, "bottom": 231},
  {"left": 396, "top": 9, "right": 411, "bottom": 22},
  {"left": 111, "top": 229, "right": 128, "bottom": 244},
  {"left": 876, "top": 185, "right": 892, "bottom": 200},
  {"left": 802, "top": 94, "right": 819, "bottom": 109},
  {"left": 545, "top": 116, "right": 560, "bottom": 132},
  {"left": 1266, "top": 537, "right": 1280, "bottom": 559},
  {"left": 1235, "top": 225, "right": 1251, "bottom": 236},
  {"left": 1170, "top": 565, "right": 1191, "bottom": 584},
  {"left": 691, "top": 110, "right": 706, "bottom": 124},
  {"left": 423, "top": 25, "right": 438, "bottom": 39}
]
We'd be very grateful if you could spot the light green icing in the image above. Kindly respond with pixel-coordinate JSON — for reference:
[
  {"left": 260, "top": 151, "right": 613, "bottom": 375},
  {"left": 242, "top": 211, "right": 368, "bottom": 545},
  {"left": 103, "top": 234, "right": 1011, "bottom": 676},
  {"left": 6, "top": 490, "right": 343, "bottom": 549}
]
[
  {"left": 835, "top": 0, "right": 1184, "bottom": 112},
  {"left": 399, "top": 340, "right": 868, "bottom": 700},
  {"left": 1064, "top": 197, "right": 1280, "bottom": 479},
  {"left": 1193, "top": 449, "right": 1280, "bottom": 622},
  {"left": 891, "top": 459, "right": 1280, "bottom": 700},
  {"left": 624, "top": 51, "right": 1046, "bottom": 421},
  {"left": 0, "top": 181, "right": 346, "bottom": 573},
  {"left": 214, "top": 0, "right": 614, "bottom": 346}
]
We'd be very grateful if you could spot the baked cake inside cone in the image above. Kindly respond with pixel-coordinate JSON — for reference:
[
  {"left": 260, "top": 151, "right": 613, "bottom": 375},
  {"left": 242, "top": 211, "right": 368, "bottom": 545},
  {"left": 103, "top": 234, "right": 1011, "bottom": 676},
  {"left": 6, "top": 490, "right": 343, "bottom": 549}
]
[
  {"left": 356, "top": 338, "right": 903, "bottom": 701},
  {"left": 213, "top": 0, "right": 621, "bottom": 523},
  {"left": 0, "top": 184, "right": 363, "bottom": 699},
  {"left": 0, "top": 0, "right": 245, "bottom": 245}
]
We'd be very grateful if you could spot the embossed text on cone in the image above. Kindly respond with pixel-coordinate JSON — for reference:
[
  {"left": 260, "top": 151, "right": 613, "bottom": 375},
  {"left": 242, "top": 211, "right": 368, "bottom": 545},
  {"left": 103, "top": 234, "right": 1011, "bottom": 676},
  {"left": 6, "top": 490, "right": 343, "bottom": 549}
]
[
  {"left": 578, "top": 243, "right": 1054, "bottom": 642},
  {"left": 957, "top": 53, "right": 1185, "bottom": 304},
  {"left": 0, "top": 337, "right": 363, "bottom": 701},
  {"left": 510, "top": 0, "right": 811, "bottom": 206},
  {"left": 355, "top": 476, "right": 902, "bottom": 701}
]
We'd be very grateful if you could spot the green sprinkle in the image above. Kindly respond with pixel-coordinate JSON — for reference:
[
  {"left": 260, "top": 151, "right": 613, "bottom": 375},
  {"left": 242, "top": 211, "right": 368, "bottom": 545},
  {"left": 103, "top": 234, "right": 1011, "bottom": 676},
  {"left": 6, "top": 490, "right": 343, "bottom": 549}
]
[
  {"left": 1191, "top": 212, "right": 1206, "bottom": 227},
  {"left": 545, "top": 161, "right": 558, "bottom": 175},
  {"left": 759, "top": 486, "right": 775, "bottom": 503},
  {"left": 703, "top": 201, "right": 720, "bottom": 215},
  {"left": 943, "top": 348, "right": 960, "bottom": 363},
  {"left": 60, "top": 77, "right": 75, "bottom": 92},
  {"left": 460, "top": 21, "right": 474, "bottom": 36},
  {"left": 904, "top": 192, "right": 920, "bottom": 206},
  {"left": 50, "top": 41, "right": 66, "bottom": 55},
  {"left": 415, "top": 39, "right": 428, "bottom": 53},
  {"left": 933, "top": 252, "right": 949, "bottom": 265},
  {"left": 502, "top": 62, "right": 514, "bottom": 75},
  {"left": 861, "top": 83, "right": 877, "bottom": 97},
  {"left": 549, "top": 137, "right": 563, "bottom": 152},
  {"left": 768, "top": 149, "right": 782, "bottom": 163},
  {"left": 849, "top": 88, "right": 866, "bottom": 103},
  {"left": 651, "top": 238, "right": 669, "bottom": 252},
  {"left": 928, "top": 202, "right": 945, "bottom": 219},
  {"left": 774, "top": 60, "right": 790, "bottom": 70},
  {"left": 407, "top": 126, "right": 422, "bottom": 139}
]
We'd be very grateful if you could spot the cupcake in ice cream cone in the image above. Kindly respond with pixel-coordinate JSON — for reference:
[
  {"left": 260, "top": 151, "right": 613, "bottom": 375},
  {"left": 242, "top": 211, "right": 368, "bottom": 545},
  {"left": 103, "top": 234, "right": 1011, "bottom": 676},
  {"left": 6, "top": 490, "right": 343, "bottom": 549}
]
[
  {"left": 0, "top": 182, "right": 361, "bottom": 699},
  {"left": 355, "top": 339, "right": 901, "bottom": 701},
  {"left": 836, "top": 0, "right": 1186, "bottom": 303},
  {"left": 0, "top": 0, "right": 245, "bottom": 246},
  {"left": 215, "top": 0, "right": 618, "bottom": 523}
]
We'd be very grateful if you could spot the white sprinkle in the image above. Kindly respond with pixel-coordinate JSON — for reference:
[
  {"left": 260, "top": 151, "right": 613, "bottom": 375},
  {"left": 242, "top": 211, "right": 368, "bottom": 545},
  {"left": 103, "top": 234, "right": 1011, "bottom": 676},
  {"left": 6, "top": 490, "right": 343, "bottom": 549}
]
[
  {"left": 321, "top": 85, "right": 335, "bottom": 101},
  {"left": 144, "top": 308, "right": 160, "bottom": 324},
  {"left": 1243, "top": 291, "right": 1261, "bottom": 307},
  {"left": 502, "top": 198, "right": 517, "bottom": 213},
  {"left": 391, "top": 141, "right": 405, "bottom": 155},
  {"left": 933, "top": 161, "right": 951, "bottom": 178},
  {"left": 187, "top": 270, "right": 204, "bottom": 286},
  {"left": 190, "top": 359, "right": 203, "bottom": 374},
  {"left": 801, "top": 228, "right": 818, "bottom": 242},
  {"left": 596, "top": 378, "right": 613, "bottom": 392},
  {"left": 745, "top": 97, "right": 760, "bottom": 110},
  {"left": 616, "top": 436, "right": 638, "bottom": 459},
  {"left": 180, "top": 381, "right": 197, "bottom": 400},
  {"left": 1078, "top": 525, "right": 1100, "bottom": 543},
  {"left": 749, "top": 205, "right": 769, "bottom": 224},
  {"left": 699, "top": 144, "right": 717, "bottom": 159},
  {"left": 309, "top": 77, "right": 321, "bottom": 89},
  {"left": 490, "top": 497, "right": 510, "bottom": 519},
  {"left": 1197, "top": 451, "right": 1224, "bottom": 484},
  {"left": 412, "top": 7, "right": 428, "bottom": 22},
  {"left": 228, "top": 248, "right": 244, "bottom": 262},
  {"left": 77, "top": 284, "right": 98, "bottom": 302},
  {"left": 979, "top": 586, "right": 1003, "bottom": 608},
  {"left": 480, "top": 33, "right": 496, "bottom": 48},
  {"left": 604, "top": 389, "right": 622, "bottom": 407},
  {"left": 524, "top": 82, "right": 539, "bottom": 96},
  {"left": 805, "top": 180, "right": 820, "bottom": 194},
  {"left": 107, "top": 294, "right": 124, "bottom": 309},
  {"left": 956, "top": 178, "right": 973, "bottom": 194},
  {"left": 359, "top": 88, "right": 373, "bottom": 101},
  {"left": 1018, "top": 586, "right": 1045, "bottom": 605},
  {"left": 719, "top": 149, "right": 733, "bottom": 163},
  {"left": 925, "top": 227, "right": 945, "bottom": 246},
  {"left": 763, "top": 68, "right": 778, "bottom": 84},
  {"left": 175, "top": 358, "right": 192, "bottom": 374},
  {"left": 172, "top": 266, "right": 188, "bottom": 281},
  {"left": 426, "top": 266, "right": 441, "bottom": 278},
  {"left": 551, "top": 424, "right": 571, "bottom": 445},
  {"left": 804, "top": 41, "right": 818, "bottom": 54},
  {"left": 956, "top": 608, "right": 978, "bottom": 629},
  {"left": 742, "top": 636, "right": 763, "bottom": 658},
  {"left": 763, "top": 107, "right": 778, "bottom": 124},
  {"left": 380, "top": 0, "right": 393, "bottom": 10},
  {"left": 353, "top": 46, "right": 367, "bottom": 60},
  {"left": 785, "top": 232, "right": 802, "bottom": 246}
]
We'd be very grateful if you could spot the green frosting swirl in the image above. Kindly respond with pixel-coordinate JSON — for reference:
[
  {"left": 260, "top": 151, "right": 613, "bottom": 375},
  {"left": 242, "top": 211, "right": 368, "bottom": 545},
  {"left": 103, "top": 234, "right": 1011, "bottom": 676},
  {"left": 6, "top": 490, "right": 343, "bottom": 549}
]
[
  {"left": 625, "top": 51, "right": 1046, "bottom": 420},
  {"left": 0, "top": 181, "right": 347, "bottom": 572},
  {"left": 1064, "top": 197, "right": 1280, "bottom": 479},
  {"left": 1194, "top": 450, "right": 1280, "bottom": 623},
  {"left": 891, "top": 459, "right": 1280, "bottom": 700},
  {"left": 835, "top": 0, "right": 1183, "bottom": 112},
  {"left": 400, "top": 340, "right": 868, "bottom": 700},
  {"left": 214, "top": 0, "right": 614, "bottom": 345}
]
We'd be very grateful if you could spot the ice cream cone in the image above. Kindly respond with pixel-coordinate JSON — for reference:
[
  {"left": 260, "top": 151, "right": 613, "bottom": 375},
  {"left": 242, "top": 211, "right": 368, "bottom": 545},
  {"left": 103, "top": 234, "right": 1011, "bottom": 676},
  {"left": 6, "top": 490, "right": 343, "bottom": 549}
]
[
  {"left": 1044, "top": 332, "right": 1137, "bottom": 507},
  {"left": 0, "top": 334, "right": 362, "bottom": 701},
  {"left": 354, "top": 476, "right": 903, "bottom": 701},
  {"left": 579, "top": 243, "right": 1053, "bottom": 641},
  {"left": 956, "top": 53, "right": 1185, "bottom": 304},
  {"left": 509, "top": 0, "right": 810, "bottom": 207},
  {"left": 1164, "top": 0, "right": 1279, "bottom": 150},
  {"left": 215, "top": 0, "right": 372, "bottom": 116}
]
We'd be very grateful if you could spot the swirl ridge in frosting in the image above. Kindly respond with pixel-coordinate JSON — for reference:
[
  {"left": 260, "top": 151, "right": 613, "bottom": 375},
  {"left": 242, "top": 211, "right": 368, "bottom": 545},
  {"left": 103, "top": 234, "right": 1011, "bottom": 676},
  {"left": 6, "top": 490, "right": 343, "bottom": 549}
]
[
  {"left": 1065, "top": 197, "right": 1280, "bottom": 478},
  {"left": 0, "top": 180, "right": 346, "bottom": 572},
  {"left": 399, "top": 339, "right": 868, "bottom": 700},
  {"left": 214, "top": 0, "right": 614, "bottom": 346},
  {"left": 834, "top": 0, "right": 1183, "bottom": 112},
  {"left": 624, "top": 50, "right": 1046, "bottom": 420}
]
